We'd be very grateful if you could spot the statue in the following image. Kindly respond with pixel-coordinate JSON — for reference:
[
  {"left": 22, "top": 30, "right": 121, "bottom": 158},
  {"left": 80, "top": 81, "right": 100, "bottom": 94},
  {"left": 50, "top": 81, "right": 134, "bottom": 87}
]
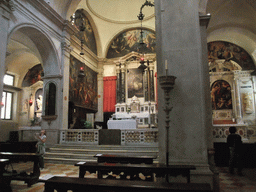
[{"left": 36, "top": 95, "right": 43, "bottom": 111}]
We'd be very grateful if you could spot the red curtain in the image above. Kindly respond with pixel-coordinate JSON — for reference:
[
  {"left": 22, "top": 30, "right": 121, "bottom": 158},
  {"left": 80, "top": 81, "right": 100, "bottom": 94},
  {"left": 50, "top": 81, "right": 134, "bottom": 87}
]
[
  {"left": 103, "top": 76, "right": 117, "bottom": 112},
  {"left": 155, "top": 72, "right": 158, "bottom": 109}
]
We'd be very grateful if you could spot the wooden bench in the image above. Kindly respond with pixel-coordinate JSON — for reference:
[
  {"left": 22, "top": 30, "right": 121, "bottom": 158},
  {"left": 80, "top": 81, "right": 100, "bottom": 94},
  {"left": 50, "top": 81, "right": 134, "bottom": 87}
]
[
  {"left": 0, "top": 152, "right": 40, "bottom": 187},
  {"left": 42, "top": 176, "right": 212, "bottom": 192},
  {"left": 75, "top": 162, "right": 196, "bottom": 183},
  {"left": 94, "top": 153, "right": 157, "bottom": 164}
]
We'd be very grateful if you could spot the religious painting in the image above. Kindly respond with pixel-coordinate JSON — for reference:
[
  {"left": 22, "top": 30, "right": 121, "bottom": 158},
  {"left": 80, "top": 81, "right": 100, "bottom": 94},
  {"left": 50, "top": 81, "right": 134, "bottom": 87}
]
[
  {"left": 69, "top": 55, "right": 98, "bottom": 111},
  {"left": 74, "top": 9, "right": 97, "bottom": 55},
  {"left": 211, "top": 80, "right": 232, "bottom": 110},
  {"left": 22, "top": 64, "right": 43, "bottom": 87},
  {"left": 208, "top": 41, "right": 255, "bottom": 71},
  {"left": 127, "top": 68, "right": 143, "bottom": 98},
  {"left": 106, "top": 28, "right": 156, "bottom": 58}
]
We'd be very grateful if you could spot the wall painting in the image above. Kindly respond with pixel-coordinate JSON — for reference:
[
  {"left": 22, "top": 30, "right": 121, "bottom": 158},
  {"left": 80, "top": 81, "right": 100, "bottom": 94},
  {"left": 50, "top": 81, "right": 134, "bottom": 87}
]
[
  {"left": 107, "top": 29, "right": 156, "bottom": 58},
  {"left": 69, "top": 55, "right": 98, "bottom": 111}
]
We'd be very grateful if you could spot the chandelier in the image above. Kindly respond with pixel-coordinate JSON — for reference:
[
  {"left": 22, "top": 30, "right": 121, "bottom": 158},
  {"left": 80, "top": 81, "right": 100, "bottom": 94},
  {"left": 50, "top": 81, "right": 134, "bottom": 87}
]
[{"left": 137, "top": 1, "right": 154, "bottom": 72}]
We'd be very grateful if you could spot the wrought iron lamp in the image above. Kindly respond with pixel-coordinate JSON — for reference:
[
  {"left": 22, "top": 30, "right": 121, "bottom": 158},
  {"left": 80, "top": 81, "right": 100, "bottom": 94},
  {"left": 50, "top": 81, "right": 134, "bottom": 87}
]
[
  {"left": 137, "top": 0, "right": 154, "bottom": 47},
  {"left": 70, "top": 9, "right": 86, "bottom": 55}
]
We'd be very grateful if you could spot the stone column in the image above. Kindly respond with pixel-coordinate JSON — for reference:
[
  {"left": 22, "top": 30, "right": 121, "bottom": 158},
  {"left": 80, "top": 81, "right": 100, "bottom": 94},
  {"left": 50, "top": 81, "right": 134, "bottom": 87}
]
[
  {"left": 116, "top": 63, "right": 121, "bottom": 103},
  {"left": 95, "top": 59, "right": 104, "bottom": 122},
  {"left": 120, "top": 63, "right": 126, "bottom": 103},
  {"left": 0, "top": 2, "right": 11, "bottom": 119},
  {"left": 59, "top": 40, "right": 72, "bottom": 130},
  {"left": 155, "top": 0, "right": 213, "bottom": 185},
  {"left": 149, "top": 63, "right": 155, "bottom": 101},
  {"left": 144, "top": 67, "right": 149, "bottom": 101},
  {"left": 59, "top": 20, "right": 74, "bottom": 130},
  {"left": 234, "top": 75, "right": 243, "bottom": 124}
]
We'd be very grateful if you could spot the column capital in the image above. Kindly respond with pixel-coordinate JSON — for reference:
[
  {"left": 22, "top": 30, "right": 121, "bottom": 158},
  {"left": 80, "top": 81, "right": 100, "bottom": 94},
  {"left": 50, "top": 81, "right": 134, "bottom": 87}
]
[
  {"left": 199, "top": 14, "right": 211, "bottom": 28},
  {"left": 0, "top": 0, "right": 13, "bottom": 19},
  {"left": 61, "top": 41, "right": 72, "bottom": 54}
]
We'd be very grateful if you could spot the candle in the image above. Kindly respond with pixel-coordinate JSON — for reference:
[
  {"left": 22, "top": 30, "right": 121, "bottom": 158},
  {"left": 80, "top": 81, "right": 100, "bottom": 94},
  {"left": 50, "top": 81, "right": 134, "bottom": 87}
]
[{"left": 165, "top": 60, "right": 168, "bottom": 70}]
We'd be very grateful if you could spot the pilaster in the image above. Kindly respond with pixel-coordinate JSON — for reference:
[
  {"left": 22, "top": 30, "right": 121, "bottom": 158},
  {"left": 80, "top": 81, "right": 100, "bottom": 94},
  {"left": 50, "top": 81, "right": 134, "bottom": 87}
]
[
  {"left": 155, "top": 0, "right": 213, "bottom": 187},
  {"left": 0, "top": 1, "right": 11, "bottom": 121},
  {"left": 95, "top": 59, "right": 104, "bottom": 122}
]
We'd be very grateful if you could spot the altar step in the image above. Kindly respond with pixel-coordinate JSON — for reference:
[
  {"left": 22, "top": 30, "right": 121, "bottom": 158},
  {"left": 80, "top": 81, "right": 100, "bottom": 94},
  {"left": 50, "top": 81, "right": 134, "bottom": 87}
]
[{"left": 44, "top": 144, "right": 159, "bottom": 165}]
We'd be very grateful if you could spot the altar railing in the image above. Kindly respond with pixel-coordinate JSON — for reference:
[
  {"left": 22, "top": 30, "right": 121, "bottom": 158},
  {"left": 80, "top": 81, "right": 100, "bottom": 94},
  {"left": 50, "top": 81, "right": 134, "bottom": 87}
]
[
  {"left": 60, "top": 129, "right": 99, "bottom": 144},
  {"left": 59, "top": 129, "right": 158, "bottom": 145}
]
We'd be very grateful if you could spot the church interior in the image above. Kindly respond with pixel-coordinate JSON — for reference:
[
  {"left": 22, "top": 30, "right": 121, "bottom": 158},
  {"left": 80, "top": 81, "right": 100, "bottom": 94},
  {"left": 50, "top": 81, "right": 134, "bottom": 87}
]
[{"left": 1, "top": 0, "right": 256, "bottom": 191}]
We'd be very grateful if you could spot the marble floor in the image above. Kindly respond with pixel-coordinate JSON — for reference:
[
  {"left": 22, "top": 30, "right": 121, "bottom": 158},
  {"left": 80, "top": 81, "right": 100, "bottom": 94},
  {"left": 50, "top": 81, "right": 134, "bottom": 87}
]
[{"left": 5, "top": 162, "right": 256, "bottom": 192}]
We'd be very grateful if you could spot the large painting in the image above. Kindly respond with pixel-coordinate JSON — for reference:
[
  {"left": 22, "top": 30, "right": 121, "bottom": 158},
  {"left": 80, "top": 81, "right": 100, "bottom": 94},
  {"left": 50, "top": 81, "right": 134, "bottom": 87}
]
[
  {"left": 107, "top": 29, "right": 156, "bottom": 58},
  {"left": 208, "top": 41, "right": 255, "bottom": 71},
  {"left": 22, "top": 64, "right": 43, "bottom": 87},
  {"left": 74, "top": 9, "right": 97, "bottom": 55},
  {"left": 69, "top": 55, "right": 98, "bottom": 111},
  {"left": 211, "top": 80, "right": 232, "bottom": 110},
  {"left": 127, "top": 68, "right": 143, "bottom": 98}
]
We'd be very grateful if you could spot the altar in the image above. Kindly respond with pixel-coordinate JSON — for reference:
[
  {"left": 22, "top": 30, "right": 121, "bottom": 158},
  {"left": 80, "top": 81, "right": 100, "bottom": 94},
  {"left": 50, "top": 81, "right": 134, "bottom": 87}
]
[
  {"left": 107, "top": 119, "right": 137, "bottom": 129},
  {"left": 111, "top": 96, "right": 157, "bottom": 129}
]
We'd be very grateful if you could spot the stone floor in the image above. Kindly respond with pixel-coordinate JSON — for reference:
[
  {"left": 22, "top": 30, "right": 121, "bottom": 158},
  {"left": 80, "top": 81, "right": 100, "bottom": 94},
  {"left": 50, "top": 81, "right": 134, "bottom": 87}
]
[{"left": 5, "top": 162, "right": 256, "bottom": 192}]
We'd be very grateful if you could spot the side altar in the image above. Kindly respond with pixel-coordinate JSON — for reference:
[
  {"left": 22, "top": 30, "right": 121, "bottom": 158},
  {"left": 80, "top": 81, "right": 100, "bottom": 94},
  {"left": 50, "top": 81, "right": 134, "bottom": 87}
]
[{"left": 108, "top": 96, "right": 157, "bottom": 129}]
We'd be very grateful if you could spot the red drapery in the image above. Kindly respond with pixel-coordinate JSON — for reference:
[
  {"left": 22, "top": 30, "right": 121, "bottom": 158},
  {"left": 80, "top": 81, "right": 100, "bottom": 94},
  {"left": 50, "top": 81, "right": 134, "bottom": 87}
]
[
  {"left": 103, "top": 76, "right": 117, "bottom": 112},
  {"left": 155, "top": 72, "right": 158, "bottom": 109}
]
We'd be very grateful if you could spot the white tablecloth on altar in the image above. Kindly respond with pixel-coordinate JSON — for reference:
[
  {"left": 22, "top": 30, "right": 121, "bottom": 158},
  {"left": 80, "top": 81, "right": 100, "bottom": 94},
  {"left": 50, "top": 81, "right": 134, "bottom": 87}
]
[{"left": 107, "top": 119, "right": 137, "bottom": 129}]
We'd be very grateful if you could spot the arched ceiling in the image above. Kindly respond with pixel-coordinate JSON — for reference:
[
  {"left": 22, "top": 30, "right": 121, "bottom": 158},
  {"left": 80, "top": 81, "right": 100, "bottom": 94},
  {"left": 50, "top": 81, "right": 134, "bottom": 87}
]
[
  {"left": 86, "top": 0, "right": 155, "bottom": 23},
  {"left": 6, "top": 0, "right": 256, "bottom": 85},
  {"left": 206, "top": 0, "right": 256, "bottom": 62}
]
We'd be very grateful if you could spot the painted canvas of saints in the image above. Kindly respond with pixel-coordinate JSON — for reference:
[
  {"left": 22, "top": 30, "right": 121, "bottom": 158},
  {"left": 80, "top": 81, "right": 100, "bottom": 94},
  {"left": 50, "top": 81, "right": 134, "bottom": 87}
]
[
  {"left": 127, "top": 68, "right": 143, "bottom": 98},
  {"left": 211, "top": 80, "right": 232, "bottom": 110}
]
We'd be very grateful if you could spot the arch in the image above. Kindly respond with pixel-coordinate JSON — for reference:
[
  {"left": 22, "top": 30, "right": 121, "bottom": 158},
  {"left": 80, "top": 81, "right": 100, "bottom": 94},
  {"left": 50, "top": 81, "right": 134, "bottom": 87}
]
[
  {"left": 72, "top": 9, "right": 101, "bottom": 57},
  {"left": 105, "top": 27, "right": 156, "bottom": 59},
  {"left": 7, "top": 24, "right": 61, "bottom": 77},
  {"left": 207, "top": 41, "right": 255, "bottom": 71}
]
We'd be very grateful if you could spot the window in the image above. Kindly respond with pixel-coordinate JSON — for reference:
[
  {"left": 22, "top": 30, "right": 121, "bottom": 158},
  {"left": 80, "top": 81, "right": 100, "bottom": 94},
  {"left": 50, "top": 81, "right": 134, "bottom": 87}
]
[
  {"left": 1, "top": 74, "right": 15, "bottom": 119},
  {"left": 3, "top": 74, "right": 14, "bottom": 86},
  {"left": 1, "top": 91, "right": 13, "bottom": 120}
]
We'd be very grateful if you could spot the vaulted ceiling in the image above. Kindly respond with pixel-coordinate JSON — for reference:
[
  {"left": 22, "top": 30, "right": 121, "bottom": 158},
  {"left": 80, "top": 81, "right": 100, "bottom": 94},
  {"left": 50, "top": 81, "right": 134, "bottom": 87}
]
[{"left": 6, "top": 0, "right": 256, "bottom": 84}]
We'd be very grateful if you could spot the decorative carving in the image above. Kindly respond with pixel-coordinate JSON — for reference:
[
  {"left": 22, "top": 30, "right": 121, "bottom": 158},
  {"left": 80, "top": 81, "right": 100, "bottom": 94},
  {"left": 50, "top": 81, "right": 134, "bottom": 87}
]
[
  {"left": 61, "top": 42, "right": 72, "bottom": 53},
  {"left": 242, "top": 93, "right": 253, "bottom": 114}
]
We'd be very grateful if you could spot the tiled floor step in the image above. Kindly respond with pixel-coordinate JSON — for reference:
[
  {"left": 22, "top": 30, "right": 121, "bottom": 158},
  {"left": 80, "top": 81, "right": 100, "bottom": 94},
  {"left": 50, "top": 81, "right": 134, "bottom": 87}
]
[{"left": 45, "top": 144, "right": 159, "bottom": 165}]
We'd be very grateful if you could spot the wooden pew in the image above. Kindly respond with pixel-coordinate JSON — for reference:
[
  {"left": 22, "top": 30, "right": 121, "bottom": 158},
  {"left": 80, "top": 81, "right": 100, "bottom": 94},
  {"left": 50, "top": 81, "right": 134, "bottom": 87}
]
[
  {"left": 94, "top": 153, "right": 157, "bottom": 164},
  {"left": 42, "top": 176, "right": 212, "bottom": 192},
  {"left": 0, "top": 159, "right": 12, "bottom": 192},
  {"left": 0, "top": 152, "right": 40, "bottom": 187},
  {"left": 75, "top": 162, "right": 196, "bottom": 183}
]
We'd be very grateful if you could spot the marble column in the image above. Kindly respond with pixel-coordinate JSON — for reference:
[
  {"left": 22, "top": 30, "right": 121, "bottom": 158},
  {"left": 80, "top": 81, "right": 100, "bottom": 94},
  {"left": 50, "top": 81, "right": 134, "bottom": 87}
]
[
  {"left": 60, "top": 40, "right": 72, "bottom": 130},
  {"left": 0, "top": 2, "right": 11, "bottom": 119},
  {"left": 155, "top": 0, "right": 213, "bottom": 185},
  {"left": 95, "top": 59, "right": 104, "bottom": 122},
  {"left": 58, "top": 21, "right": 74, "bottom": 130},
  {"left": 149, "top": 63, "right": 155, "bottom": 101},
  {"left": 234, "top": 76, "right": 243, "bottom": 124},
  {"left": 120, "top": 63, "right": 126, "bottom": 103},
  {"left": 116, "top": 63, "right": 121, "bottom": 103},
  {"left": 144, "top": 67, "right": 149, "bottom": 101}
]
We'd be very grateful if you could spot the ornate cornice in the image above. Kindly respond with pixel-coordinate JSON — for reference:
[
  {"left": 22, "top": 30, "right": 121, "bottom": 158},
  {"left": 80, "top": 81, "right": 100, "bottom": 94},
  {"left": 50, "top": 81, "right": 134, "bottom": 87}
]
[
  {"left": 1, "top": 0, "right": 14, "bottom": 10},
  {"left": 26, "top": 0, "right": 65, "bottom": 30},
  {"left": 199, "top": 14, "right": 211, "bottom": 28}
]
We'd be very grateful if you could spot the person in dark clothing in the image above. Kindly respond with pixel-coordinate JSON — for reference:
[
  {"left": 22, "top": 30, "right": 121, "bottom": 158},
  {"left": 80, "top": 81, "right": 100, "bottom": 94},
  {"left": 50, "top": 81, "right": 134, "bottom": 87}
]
[{"left": 227, "top": 126, "right": 243, "bottom": 175}]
